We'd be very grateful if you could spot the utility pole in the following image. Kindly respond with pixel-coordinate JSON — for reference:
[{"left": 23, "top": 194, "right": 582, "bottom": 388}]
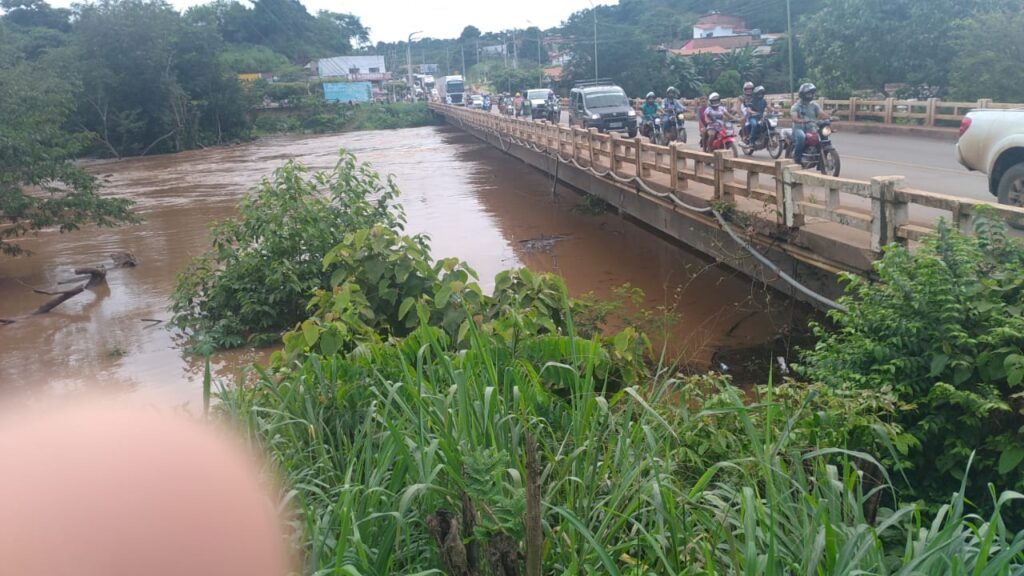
[
  {"left": 786, "top": 0, "right": 795, "bottom": 101},
  {"left": 587, "top": 0, "right": 598, "bottom": 79},
  {"left": 512, "top": 28, "right": 518, "bottom": 69},
  {"left": 407, "top": 31, "right": 421, "bottom": 101},
  {"left": 527, "top": 19, "right": 543, "bottom": 87},
  {"left": 461, "top": 44, "right": 466, "bottom": 76}
]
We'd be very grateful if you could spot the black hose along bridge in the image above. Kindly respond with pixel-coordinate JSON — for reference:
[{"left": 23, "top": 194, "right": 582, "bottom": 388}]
[{"left": 431, "top": 103, "right": 1024, "bottom": 311}]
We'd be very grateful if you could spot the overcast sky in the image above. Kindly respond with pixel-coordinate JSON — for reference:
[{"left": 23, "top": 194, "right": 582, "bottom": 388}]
[{"left": 46, "top": 0, "right": 616, "bottom": 43}]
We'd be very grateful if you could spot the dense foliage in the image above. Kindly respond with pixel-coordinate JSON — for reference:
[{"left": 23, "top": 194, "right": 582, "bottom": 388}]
[
  {"left": 0, "top": 0, "right": 371, "bottom": 159},
  {"left": 802, "top": 216, "right": 1024, "bottom": 517},
  {"left": 211, "top": 157, "right": 1024, "bottom": 574},
  {"left": 0, "top": 19, "right": 135, "bottom": 255},
  {"left": 171, "top": 153, "right": 402, "bottom": 349}
]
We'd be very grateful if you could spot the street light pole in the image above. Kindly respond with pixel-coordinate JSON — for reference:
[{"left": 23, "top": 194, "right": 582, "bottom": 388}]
[
  {"left": 512, "top": 28, "right": 518, "bottom": 69},
  {"left": 527, "top": 19, "right": 542, "bottom": 87},
  {"left": 587, "top": 1, "right": 598, "bottom": 79},
  {"left": 786, "top": 0, "right": 794, "bottom": 101},
  {"left": 407, "top": 31, "right": 421, "bottom": 101}
]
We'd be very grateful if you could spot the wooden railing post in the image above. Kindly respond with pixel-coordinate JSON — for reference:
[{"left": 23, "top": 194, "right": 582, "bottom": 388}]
[
  {"left": 925, "top": 98, "right": 937, "bottom": 127},
  {"left": 884, "top": 98, "right": 895, "bottom": 124},
  {"left": 669, "top": 142, "right": 679, "bottom": 191},
  {"left": 714, "top": 150, "right": 731, "bottom": 202},
  {"left": 870, "top": 176, "right": 906, "bottom": 251},
  {"left": 849, "top": 97, "right": 858, "bottom": 122},
  {"left": 773, "top": 160, "right": 794, "bottom": 225},
  {"left": 588, "top": 128, "right": 598, "bottom": 166},
  {"left": 609, "top": 132, "right": 620, "bottom": 175},
  {"left": 782, "top": 165, "right": 804, "bottom": 228},
  {"left": 570, "top": 127, "right": 578, "bottom": 162},
  {"left": 634, "top": 137, "right": 643, "bottom": 178}
]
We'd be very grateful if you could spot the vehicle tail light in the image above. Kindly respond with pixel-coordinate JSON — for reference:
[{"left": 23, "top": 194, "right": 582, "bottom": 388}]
[{"left": 959, "top": 117, "right": 972, "bottom": 138}]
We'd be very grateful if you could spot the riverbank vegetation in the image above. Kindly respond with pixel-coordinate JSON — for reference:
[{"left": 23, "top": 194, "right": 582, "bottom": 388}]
[
  {"left": 252, "top": 102, "right": 440, "bottom": 135},
  {"left": 172, "top": 152, "right": 1024, "bottom": 573}
]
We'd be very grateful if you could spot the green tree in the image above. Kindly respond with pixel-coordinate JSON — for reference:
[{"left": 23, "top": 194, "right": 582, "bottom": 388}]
[
  {"left": 71, "top": 0, "right": 185, "bottom": 157},
  {"left": 715, "top": 47, "right": 760, "bottom": 85},
  {"left": 1, "top": 0, "right": 70, "bottom": 31},
  {"left": 171, "top": 153, "right": 403, "bottom": 349},
  {"left": 712, "top": 69, "right": 742, "bottom": 97},
  {"left": 800, "top": 0, "right": 970, "bottom": 94},
  {"left": 0, "top": 22, "right": 135, "bottom": 256},
  {"left": 947, "top": 4, "right": 1024, "bottom": 103}
]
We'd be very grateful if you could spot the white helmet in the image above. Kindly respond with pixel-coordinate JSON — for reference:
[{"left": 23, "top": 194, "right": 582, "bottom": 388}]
[{"left": 708, "top": 92, "right": 721, "bottom": 105}]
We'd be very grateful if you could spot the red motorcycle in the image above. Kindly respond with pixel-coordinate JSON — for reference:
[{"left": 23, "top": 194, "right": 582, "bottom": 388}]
[{"left": 702, "top": 122, "right": 740, "bottom": 157}]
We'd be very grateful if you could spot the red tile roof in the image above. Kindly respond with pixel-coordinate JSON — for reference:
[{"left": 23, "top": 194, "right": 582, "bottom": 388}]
[{"left": 670, "top": 35, "right": 756, "bottom": 56}]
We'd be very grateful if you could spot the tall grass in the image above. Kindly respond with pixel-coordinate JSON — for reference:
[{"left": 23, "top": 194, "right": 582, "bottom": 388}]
[{"left": 220, "top": 306, "right": 1024, "bottom": 575}]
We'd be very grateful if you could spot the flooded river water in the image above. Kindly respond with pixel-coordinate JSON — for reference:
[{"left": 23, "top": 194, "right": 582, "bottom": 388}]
[{"left": 0, "top": 126, "right": 802, "bottom": 406}]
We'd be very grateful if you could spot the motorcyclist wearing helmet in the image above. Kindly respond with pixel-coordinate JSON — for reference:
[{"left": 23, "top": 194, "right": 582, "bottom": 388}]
[
  {"left": 790, "top": 83, "right": 829, "bottom": 165},
  {"left": 662, "top": 86, "right": 686, "bottom": 116},
  {"left": 513, "top": 92, "right": 524, "bottom": 117},
  {"left": 746, "top": 86, "right": 772, "bottom": 146},
  {"left": 640, "top": 91, "right": 659, "bottom": 138},
  {"left": 641, "top": 91, "right": 660, "bottom": 121},
  {"left": 738, "top": 81, "right": 755, "bottom": 142},
  {"left": 702, "top": 92, "right": 737, "bottom": 149}
]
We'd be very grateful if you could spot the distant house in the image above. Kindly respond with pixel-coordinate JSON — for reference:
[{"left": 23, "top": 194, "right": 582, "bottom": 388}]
[
  {"left": 310, "top": 55, "right": 390, "bottom": 82},
  {"left": 692, "top": 12, "right": 749, "bottom": 38},
  {"left": 668, "top": 35, "right": 758, "bottom": 56},
  {"left": 659, "top": 13, "right": 778, "bottom": 57},
  {"left": 481, "top": 44, "right": 507, "bottom": 57}
]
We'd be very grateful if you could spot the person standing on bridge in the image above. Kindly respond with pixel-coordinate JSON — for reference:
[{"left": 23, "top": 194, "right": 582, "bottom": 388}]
[{"left": 790, "top": 83, "right": 829, "bottom": 166}]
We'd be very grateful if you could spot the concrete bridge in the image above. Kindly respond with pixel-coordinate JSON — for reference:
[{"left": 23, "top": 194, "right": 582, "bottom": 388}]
[{"left": 430, "top": 102, "right": 1024, "bottom": 310}]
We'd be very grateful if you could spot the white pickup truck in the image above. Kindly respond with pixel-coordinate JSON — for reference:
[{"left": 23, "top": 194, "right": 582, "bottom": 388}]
[{"left": 956, "top": 109, "right": 1024, "bottom": 206}]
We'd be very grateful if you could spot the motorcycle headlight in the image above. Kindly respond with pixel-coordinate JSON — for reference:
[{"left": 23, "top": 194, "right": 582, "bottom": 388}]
[
  {"left": 677, "top": 113, "right": 686, "bottom": 121},
  {"left": 821, "top": 126, "right": 832, "bottom": 137},
  {"left": 768, "top": 118, "right": 778, "bottom": 127},
  {"left": 591, "top": 113, "right": 601, "bottom": 120},
  {"left": 654, "top": 117, "right": 661, "bottom": 125},
  {"left": 627, "top": 110, "right": 636, "bottom": 117}
]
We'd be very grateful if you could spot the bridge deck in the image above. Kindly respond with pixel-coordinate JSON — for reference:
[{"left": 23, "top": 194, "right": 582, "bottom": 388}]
[{"left": 431, "top": 103, "right": 1024, "bottom": 308}]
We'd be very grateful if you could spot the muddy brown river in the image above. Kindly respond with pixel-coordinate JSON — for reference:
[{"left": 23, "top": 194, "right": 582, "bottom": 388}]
[{"left": 0, "top": 126, "right": 802, "bottom": 406}]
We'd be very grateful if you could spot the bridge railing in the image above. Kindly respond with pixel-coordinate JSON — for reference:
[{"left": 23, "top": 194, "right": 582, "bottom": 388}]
[{"left": 431, "top": 103, "right": 1024, "bottom": 256}]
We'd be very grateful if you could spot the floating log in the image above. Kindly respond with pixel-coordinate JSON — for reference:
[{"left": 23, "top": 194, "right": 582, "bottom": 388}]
[{"left": 32, "top": 284, "right": 87, "bottom": 315}]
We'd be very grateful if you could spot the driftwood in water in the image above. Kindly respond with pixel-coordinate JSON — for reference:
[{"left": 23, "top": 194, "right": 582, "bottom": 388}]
[
  {"left": 1, "top": 252, "right": 133, "bottom": 324},
  {"left": 32, "top": 283, "right": 87, "bottom": 315}
]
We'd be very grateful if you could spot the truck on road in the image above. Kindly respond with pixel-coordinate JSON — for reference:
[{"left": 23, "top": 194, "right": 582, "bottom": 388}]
[
  {"left": 438, "top": 75, "right": 465, "bottom": 106},
  {"left": 956, "top": 109, "right": 1024, "bottom": 209}
]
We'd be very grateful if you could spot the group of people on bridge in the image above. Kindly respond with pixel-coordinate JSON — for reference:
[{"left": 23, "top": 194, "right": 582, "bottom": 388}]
[{"left": 639, "top": 81, "right": 830, "bottom": 165}]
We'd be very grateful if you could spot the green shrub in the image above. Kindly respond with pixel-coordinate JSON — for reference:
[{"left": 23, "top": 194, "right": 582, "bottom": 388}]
[
  {"left": 800, "top": 216, "right": 1024, "bottom": 512},
  {"left": 220, "top": 320, "right": 1024, "bottom": 575},
  {"left": 170, "top": 152, "right": 401, "bottom": 349}
]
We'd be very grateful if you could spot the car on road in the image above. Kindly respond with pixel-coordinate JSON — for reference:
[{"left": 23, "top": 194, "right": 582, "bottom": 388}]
[
  {"left": 957, "top": 109, "right": 1024, "bottom": 209},
  {"left": 469, "top": 95, "right": 484, "bottom": 110},
  {"left": 526, "top": 89, "right": 556, "bottom": 122},
  {"left": 568, "top": 80, "right": 638, "bottom": 138}
]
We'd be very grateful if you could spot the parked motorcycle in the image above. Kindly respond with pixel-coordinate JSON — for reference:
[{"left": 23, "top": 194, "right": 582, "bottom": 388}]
[
  {"left": 703, "top": 122, "right": 740, "bottom": 157},
  {"left": 782, "top": 119, "right": 841, "bottom": 176},
  {"left": 741, "top": 114, "right": 781, "bottom": 158},
  {"left": 663, "top": 113, "right": 687, "bottom": 144}
]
